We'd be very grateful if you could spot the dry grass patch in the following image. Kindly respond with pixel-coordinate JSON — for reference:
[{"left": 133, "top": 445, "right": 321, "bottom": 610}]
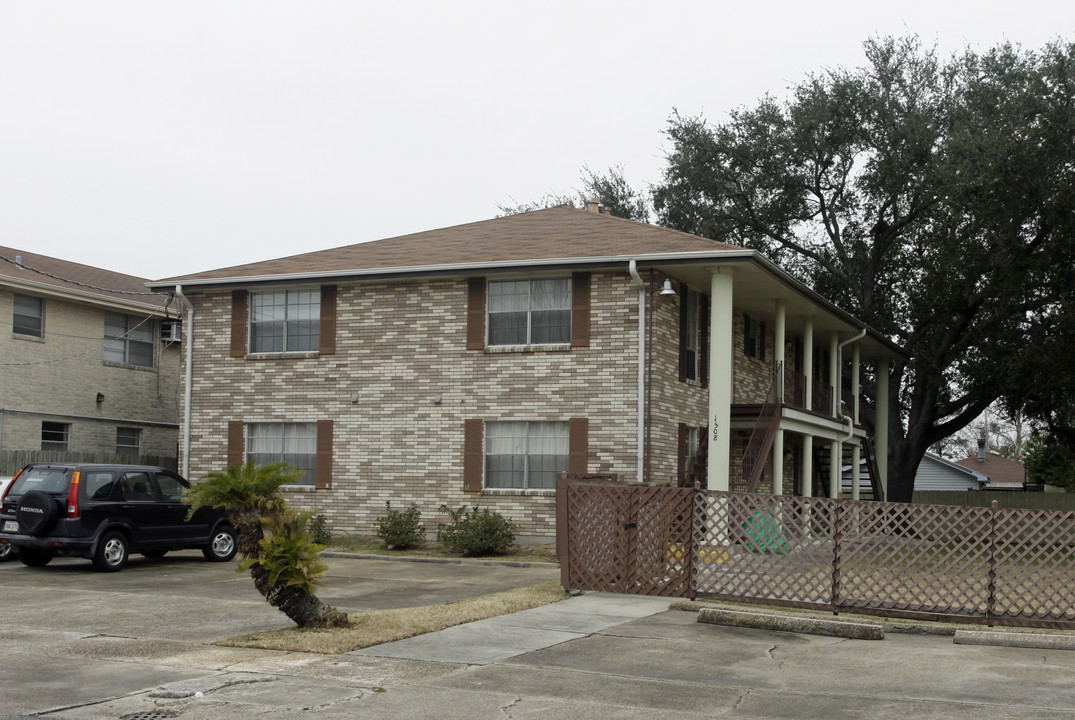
[{"left": 219, "top": 580, "right": 569, "bottom": 654}]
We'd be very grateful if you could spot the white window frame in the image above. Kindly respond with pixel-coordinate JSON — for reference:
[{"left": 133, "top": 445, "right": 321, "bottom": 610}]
[
  {"left": 484, "top": 420, "right": 569, "bottom": 490},
  {"left": 103, "top": 312, "right": 155, "bottom": 367},
  {"left": 246, "top": 422, "right": 317, "bottom": 485},
  {"left": 685, "top": 289, "right": 701, "bottom": 381},
  {"left": 745, "top": 314, "right": 764, "bottom": 361},
  {"left": 683, "top": 426, "right": 700, "bottom": 476},
  {"left": 249, "top": 289, "right": 320, "bottom": 354},
  {"left": 486, "top": 278, "right": 572, "bottom": 347},
  {"left": 13, "top": 294, "right": 43, "bottom": 337},
  {"left": 42, "top": 421, "right": 70, "bottom": 451},
  {"left": 116, "top": 427, "right": 141, "bottom": 456}
]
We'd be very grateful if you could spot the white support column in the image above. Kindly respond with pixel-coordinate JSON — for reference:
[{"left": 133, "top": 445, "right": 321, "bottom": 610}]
[
  {"left": 829, "top": 332, "right": 839, "bottom": 418},
  {"left": 852, "top": 344, "right": 861, "bottom": 425},
  {"left": 875, "top": 358, "right": 890, "bottom": 497},
  {"left": 830, "top": 439, "right": 841, "bottom": 499},
  {"left": 772, "top": 429, "right": 784, "bottom": 496},
  {"left": 851, "top": 441, "right": 862, "bottom": 501},
  {"left": 707, "top": 268, "right": 735, "bottom": 492},
  {"left": 774, "top": 300, "right": 786, "bottom": 402},
  {"left": 802, "top": 434, "right": 813, "bottom": 497},
  {"left": 803, "top": 317, "right": 814, "bottom": 411}
]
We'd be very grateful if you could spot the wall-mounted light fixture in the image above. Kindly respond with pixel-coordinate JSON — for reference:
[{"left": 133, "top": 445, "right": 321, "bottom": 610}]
[
  {"left": 96, "top": 392, "right": 105, "bottom": 404},
  {"left": 659, "top": 279, "right": 677, "bottom": 296}
]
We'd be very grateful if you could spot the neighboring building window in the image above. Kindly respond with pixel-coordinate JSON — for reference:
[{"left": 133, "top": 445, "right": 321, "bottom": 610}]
[
  {"left": 485, "top": 420, "right": 568, "bottom": 489},
  {"left": 13, "top": 294, "right": 43, "bottom": 337},
  {"left": 744, "top": 314, "right": 766, "bottom": 360},
  {"left": 104, "top": 312, "right": 155, "bottom": 367},
  {"left": 250, "top": 290, "right": 320, "bottom": 353},
  {"left": 487, "top": 278, "right": 571, "bottom": 346},
  {"left": 684, "top": 290, "right": 700, "bottom": 381},
  {"left": 246, "top": 422, "right": 317, "bottom": 485},
  {"left": 41, "top": 422, "right": 70, "bottom": 451},
  {"left": 116, "top": 427, "right": 141, "bottom": 456}
]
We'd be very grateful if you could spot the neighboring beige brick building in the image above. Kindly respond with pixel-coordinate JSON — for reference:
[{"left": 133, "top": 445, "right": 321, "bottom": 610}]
[
  {"left": 1, "top": 248, "right": 181, "bottom": 471},
  {"left": 154, "top": 206, "right": 904, "bottom": 540}
]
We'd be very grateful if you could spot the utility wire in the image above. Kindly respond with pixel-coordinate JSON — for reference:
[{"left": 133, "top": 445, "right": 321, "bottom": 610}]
[{"left": 0, "top": 253, "right": 171, "bottom": 297}]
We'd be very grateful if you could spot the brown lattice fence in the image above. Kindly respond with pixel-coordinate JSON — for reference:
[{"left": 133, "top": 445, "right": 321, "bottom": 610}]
[{"left": 557, "top": 481, "right": 1075, "bottom": 628}]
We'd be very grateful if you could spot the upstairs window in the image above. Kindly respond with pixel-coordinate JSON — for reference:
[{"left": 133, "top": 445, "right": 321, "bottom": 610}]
[
  {"left": 684, "top": 290, "right": 701, "bottom": 381},
  {"left": 104, "top": 312, "right": 155, "bottom": 367},
  {"left": 487, "top": 278, "right": 571, "bottom": 346},
  {"left": 485, "top": 420, "right": 569, "bottom": 489},
  {"left": 13, "top": 294, "right": 43, "bottom": 337},
  {"left": 744, "top": 314, "right": 766, "bottom": 361},
  {"left": 250, "top": 290, "right": 320, "bottom": 353}
]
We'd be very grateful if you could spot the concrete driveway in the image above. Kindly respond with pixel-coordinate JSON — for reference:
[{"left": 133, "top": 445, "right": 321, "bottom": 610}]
[{"left": 4, "top": 550, "right": 1075, "bottom": 719}]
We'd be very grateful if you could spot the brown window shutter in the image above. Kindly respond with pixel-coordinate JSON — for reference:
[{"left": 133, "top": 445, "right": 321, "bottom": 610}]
[
  {"left": 571, "top": 272, "right": 591, "bottom": 348},
  {"left": 700, "top": 294, "right": 710, "bottom": 388},
  {"left": 760, "top": 321, "right": 767, "bottom": 362},
  {"left": 227, "top": 421, "right": 244, "bottom": 469},
  {"left": 677, "top": 423, "right": 687, "bottom": 486},
  {"left": 319, "top": 286, "right": 337, "bottom": 356},
  {"left": 316, "top": 420, "right": 333, "bottom": 489},
  {"left": 678, "top": 286, "right": 688, "bottom": 383},
  {"left": 568, "top": 417, "right": 588, "bottom": 474},
  {"left": 466, "top": 279, "right": 486, "bottom": 351},
  {"left": 230, "top": 290, "right": 248, "bottom": 358},
  {"left": 463, "top": 419, "right": 483, "bottom": 492}
]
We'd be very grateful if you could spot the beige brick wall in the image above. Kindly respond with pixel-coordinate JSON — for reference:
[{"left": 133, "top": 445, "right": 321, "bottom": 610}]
[
  {"left": 181, "top": 272, "right": 824, "bottom": 539},
  {"left": 183, "top": 272, "right": 642, "bottom": 540},
  {"left": 0, "top": 288, "right": 180, "bottom": 458}
]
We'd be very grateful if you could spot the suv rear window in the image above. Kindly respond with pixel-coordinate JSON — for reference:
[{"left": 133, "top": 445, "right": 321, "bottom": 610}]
[{"left": 10, "top": 467, "right": 71, "bottom": 494}]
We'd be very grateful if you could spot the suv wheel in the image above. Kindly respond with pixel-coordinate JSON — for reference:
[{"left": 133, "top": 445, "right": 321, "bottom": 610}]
[
  {"left": 18, "top": 546, "right": 55, "bottom": 567},
  {"left": 203, "top": 526, "right": 238, "bottom": 562},
  {"left": 93, "top": 531, "right": 129, "bottom": 572},
  {"left": 0, "top": 541, "right": 13, "bottom": 562}
]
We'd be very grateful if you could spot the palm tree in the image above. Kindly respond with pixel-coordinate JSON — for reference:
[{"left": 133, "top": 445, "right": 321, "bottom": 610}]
[{"left": 186, "top": 461, "right": 350, "bottom": 628}]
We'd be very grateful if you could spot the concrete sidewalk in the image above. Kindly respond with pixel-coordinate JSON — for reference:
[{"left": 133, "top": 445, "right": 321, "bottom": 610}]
[{"left": 352, "top": 591, "right": 672, "bottom": 664}]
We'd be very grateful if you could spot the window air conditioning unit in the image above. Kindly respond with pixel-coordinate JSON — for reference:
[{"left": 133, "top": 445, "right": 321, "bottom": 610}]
[{"left": 161, "top": 319, "right": 182, "bottom": 343}]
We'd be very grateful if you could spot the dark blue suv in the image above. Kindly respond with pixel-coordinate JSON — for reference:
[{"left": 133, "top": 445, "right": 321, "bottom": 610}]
[{"left": 0, "top": 464, "right": 237, "bottom": 572}]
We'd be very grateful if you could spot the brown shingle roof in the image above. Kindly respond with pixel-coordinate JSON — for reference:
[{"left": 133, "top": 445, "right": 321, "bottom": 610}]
[
  {"left": 159, "top": 206, "right": 741, "bottom": 284},
  {"left": 0, "top": 245, "right": 171, "bottom": 309},
  {"left": 954, "top": 453, "right": 1027, "bottom": 487}
]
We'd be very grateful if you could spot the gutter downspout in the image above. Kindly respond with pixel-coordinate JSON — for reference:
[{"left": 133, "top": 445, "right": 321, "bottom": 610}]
[
  {"left": 836, "top": 327, "right": 867, "bottom": 416},
  {"left": 628, "top": 260, "right": 646, "bottom": 484},
  {"left": 175, "top": 285, "right": 195, "bottom": 479}
]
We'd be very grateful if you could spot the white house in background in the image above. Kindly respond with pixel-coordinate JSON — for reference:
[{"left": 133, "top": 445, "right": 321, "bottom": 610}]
[{"left": 843, "top": 451, "right": 987, "bottom": 497}]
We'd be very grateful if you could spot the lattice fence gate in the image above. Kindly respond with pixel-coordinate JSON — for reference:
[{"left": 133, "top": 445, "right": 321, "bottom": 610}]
[{"left": 557, "top": 481, "right": 1075, "bottom": 628}]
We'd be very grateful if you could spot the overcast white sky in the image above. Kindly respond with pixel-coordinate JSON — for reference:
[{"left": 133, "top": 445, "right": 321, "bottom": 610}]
[{"left": 2, "top": 1, "right": 1071, "bottom": 281}]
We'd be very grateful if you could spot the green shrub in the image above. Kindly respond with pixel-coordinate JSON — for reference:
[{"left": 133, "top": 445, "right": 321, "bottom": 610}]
[
  {"left": 375, "top": 502, "right": 425, "bottom": 549},
  {"left": 308, "top": 513, "right": 332, "bottom": 544},
  {"left": 439, "top": 505, "right": 518, "bottom": 556}
]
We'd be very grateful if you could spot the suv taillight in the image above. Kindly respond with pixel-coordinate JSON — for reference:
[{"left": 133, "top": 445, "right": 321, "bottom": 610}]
[
  {"left": 1, "top": 467, "right": 22, "bottom": 503},
  {"left": 67, "top": 471, "right": 81, "bottom": 518}
]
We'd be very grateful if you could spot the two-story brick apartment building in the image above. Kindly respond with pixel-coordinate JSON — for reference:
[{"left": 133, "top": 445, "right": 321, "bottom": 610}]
[
  {"left": 1, "top": 248, "right": 181, "bottom": 469},
  {"left": 153, "top": 206, "right": 903, "bottom": 539}
]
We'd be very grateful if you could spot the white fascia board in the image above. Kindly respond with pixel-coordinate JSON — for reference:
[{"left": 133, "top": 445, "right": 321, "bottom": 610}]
[
  {"left": 145, "top": 250, "right": 759, "bottom": 289},
  {"left": 2, "top": 276, "right": 172, "bottom": 316}
]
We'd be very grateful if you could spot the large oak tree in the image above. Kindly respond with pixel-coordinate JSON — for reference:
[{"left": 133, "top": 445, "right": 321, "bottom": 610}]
[{"left": 652, "top": 36, "right": 1075, "bottom": 501}]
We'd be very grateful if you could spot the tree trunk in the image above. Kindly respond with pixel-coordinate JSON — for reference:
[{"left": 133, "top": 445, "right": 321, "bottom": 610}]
[{"left": 250, "top": 565, "right": 351, "bottom": 629}]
